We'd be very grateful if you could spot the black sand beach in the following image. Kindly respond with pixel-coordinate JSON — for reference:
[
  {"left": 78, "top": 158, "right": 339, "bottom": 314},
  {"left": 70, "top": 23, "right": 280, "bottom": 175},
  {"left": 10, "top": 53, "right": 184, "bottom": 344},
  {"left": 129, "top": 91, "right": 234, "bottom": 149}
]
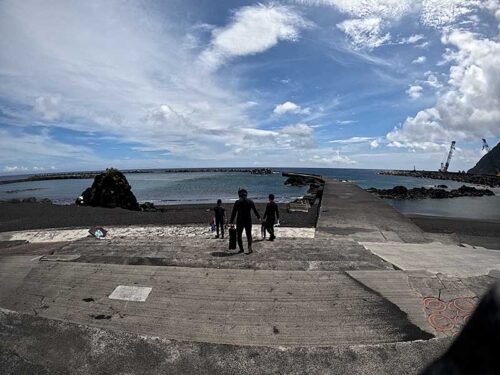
[
  {"left": 408, "top": 214, "right": 500, "bottom": 250},
  {"left": 0, "top": 202, "right": 320, "bottom": 232},
  {"left": 1, "top": 202, "right": 499, "bottom": 250}
]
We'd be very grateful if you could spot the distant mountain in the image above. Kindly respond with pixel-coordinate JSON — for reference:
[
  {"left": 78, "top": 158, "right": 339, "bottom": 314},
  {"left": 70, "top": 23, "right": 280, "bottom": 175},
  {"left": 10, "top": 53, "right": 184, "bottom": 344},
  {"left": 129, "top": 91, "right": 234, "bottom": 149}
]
[{"left": 468, "top": 142, "right": 500, "bottom": 175}]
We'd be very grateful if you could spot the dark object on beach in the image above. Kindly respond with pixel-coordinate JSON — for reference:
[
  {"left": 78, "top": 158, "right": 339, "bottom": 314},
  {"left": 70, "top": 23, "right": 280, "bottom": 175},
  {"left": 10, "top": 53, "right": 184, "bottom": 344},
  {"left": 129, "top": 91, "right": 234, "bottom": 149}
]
[
  {"left": 435, "top": 184, "right": 448, "bottom": 189},
  {"left": 422, "top": 282, "right": 500, "bottom": 375},
  {"left": 367, "top": 185, "right": 494, "bottom": 200},
  {"left": 468, "top": 142, "right": 500, "bottom": 176},
  {"left": 77, "top": 168, "right": 140, "bottom": 210},
  {"left": 140, "top": 202, "right": 157, "bottom": 212},
  {"left": 228, "top": 226, "right": 237, "bottom": 250},
  {"left": 89, "top": 227, "right": 107, "bottom": 239}
]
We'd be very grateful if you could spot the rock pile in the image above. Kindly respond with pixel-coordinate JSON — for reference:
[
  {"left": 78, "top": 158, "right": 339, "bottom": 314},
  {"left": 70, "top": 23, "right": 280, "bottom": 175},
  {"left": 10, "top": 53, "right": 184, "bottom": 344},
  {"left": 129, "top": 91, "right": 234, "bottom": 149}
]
[
  {"left": 250, "top": 168, "right": 273, "bottom": 175},
  {"left": 0, "top": 197, "right": 52, "bottom": 204},
  {"left": 283, "top": 174, "right": 324, "bottom": 187},
  {"left": 76, "top": 168, "right": 140, "bottom": 210},
  {"left": 367, "top": 185, "right": 495, "bottom": 200},
  {"left": 379, "top": 170, "right": 500, "bottom": 187}
]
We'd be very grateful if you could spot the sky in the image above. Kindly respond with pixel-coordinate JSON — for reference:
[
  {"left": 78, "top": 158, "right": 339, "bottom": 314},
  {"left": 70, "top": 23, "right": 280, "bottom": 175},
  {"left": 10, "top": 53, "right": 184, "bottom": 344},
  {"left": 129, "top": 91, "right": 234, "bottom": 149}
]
[{"left": 0, "top": 0, "right": 499, "bottom": 174}]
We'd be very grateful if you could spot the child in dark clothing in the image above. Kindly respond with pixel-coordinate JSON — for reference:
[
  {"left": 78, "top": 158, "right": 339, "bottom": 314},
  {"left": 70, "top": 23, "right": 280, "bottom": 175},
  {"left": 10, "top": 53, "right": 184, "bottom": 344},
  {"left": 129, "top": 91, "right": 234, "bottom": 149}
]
[
  {"left": 213, "top": 199, "right": 226, "bottom": 239},
  {"left": 263, "top": 194, "right": 279, "bottom": 241}
]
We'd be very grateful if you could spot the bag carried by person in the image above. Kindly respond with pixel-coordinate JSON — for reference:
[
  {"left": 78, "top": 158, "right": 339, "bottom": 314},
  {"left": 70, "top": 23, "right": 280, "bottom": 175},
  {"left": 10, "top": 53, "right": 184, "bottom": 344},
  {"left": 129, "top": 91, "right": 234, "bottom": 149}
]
[{"left": 228, "top": 226, "right": 237, "bottom": 250}]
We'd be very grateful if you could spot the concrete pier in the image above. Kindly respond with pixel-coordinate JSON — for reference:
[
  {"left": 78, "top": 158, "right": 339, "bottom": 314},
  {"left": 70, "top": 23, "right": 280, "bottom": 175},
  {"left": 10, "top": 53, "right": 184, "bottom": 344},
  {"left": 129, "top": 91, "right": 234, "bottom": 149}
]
[{"left": 1, "top": 178, "right": 499, "bottom": 374}]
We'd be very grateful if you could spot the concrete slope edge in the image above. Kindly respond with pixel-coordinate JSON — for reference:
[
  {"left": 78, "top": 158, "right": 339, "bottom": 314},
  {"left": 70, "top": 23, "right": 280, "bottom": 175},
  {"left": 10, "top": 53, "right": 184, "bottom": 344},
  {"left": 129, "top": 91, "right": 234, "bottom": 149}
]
[
  {"left": 0, "top": 308, "right": 451, "bottom": 375},
  {"left": 345, "top": 271, "right": 436, "bottom": 337}
]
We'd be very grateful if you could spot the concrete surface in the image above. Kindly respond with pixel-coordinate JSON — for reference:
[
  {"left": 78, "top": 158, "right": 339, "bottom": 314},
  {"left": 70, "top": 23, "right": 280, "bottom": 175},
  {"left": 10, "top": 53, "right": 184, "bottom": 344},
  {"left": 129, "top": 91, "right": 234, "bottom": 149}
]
[
  {"left": 316, "top": 180, "right": 428, "bottom": 243},
  {"left": 346, "top": 270, "right": 436, "bottom": 336},
  {"left": 2, "top": 178, "right": 496, "bottom": 374},
  {"left": 52, "top": 236, "right": 393, "bottom": 271},
  {"left": 0, "top": 308, "right": 450, "bottom": 375},
  {"left": 0, "top": 225, "right": 316, "bottom": 243},
  {"left": 0, "top": 261, "right": 431, "bottom": 347},
  {"left": 362, "top": 242, "right": 500, "bottom": 277}
]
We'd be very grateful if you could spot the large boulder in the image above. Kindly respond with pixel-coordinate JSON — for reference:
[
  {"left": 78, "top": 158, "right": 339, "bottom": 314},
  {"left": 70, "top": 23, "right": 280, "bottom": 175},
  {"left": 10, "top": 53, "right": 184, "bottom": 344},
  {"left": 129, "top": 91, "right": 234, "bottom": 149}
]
[{"left": 76, "top": 168, "right": 139, "bottom": 210}]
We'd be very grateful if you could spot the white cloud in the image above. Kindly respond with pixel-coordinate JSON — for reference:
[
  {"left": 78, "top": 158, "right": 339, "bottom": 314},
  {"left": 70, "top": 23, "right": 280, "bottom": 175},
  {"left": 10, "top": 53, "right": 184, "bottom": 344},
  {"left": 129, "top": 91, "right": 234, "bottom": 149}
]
[
  {"left": 2, "top": 165, "right": 28, "bottom": 173},
  {"left": 199, "top": 4, "right": 310, "bottom": 70},
  {"left": 296, "top": 0, "right": 413, "bottom": 20},
  {"left": 0, "top": 128, "right": 100, "bottom": 173},
  {"left": 424, "top": 72, "right": 443, "bottom": 88},
  {"left": 406, "top": 84, "right": 423, "bottom": 99},
  {"left": 420, "top": 0, "right": 478, "bottom": 28},
  {"left": 298, "top": 0, "right": 416, "bottom": 49},
  {"left": 337, "top": 17, "right": 391, "bottom": 49},
  {"left": 336, "top": 120, "right": 358, "bottom": 124},
  {"left": 388, "top": 30, "right": 500, "bottom": 149},
  {"left": 34, "top": 95, "right": 61, "bottom": 121},
  {"left": 370, "top": 139, "right": 380, "bottom": 148},
  {"left": 412, "top": 56, "right": 427, "bottom": 64},
  {"left": 279, "top": 123, "right": 315, "bottom": 148},
  {"left": 416, "top": 41, "right": 430, "bottom": 49},
  {"left": 0, "top": 1, "right": 272, "bottom": 164},
  {"left": 400, "top": 34, "right": 425, "bottom": 44},
  {"left": 329, "top": 136, "right": 375, "bottom": 144},
  {"left": 273, "top": 101, "right": 310, "bottom": 115},
  {"left": 310, "top": 150, "right": 357, "bottom": 166}
]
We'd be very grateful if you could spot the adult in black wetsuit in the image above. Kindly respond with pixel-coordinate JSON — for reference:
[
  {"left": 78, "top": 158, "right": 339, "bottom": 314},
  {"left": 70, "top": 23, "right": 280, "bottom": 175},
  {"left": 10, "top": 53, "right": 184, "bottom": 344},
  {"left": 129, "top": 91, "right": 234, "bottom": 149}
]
[
  {"left": 263, "top": 193, "right": 279, "bottom": 241},
  {"left": 229, "top": 189, "right": 261, "bottom": 254},
  {"left": 213, "top": 199, "right": 226, "bottom": 239}
]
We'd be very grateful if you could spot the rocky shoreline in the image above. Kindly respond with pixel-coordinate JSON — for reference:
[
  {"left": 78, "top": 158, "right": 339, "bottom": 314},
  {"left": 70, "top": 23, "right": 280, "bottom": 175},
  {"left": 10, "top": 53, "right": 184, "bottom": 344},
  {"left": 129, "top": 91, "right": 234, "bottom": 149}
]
[
  {"left": 379, "top": 170, "right": 500, "bottom": 188},
  {"left": 367, "top": 185, "right": 495, "bottom": 200}
]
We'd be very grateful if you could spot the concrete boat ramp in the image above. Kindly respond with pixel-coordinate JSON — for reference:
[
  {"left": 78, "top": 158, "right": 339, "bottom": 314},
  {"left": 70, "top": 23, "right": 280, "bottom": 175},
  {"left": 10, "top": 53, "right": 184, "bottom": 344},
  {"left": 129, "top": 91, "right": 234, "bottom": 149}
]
[{"left": 1, "top": 179, "right": 499, "bottom": 374}]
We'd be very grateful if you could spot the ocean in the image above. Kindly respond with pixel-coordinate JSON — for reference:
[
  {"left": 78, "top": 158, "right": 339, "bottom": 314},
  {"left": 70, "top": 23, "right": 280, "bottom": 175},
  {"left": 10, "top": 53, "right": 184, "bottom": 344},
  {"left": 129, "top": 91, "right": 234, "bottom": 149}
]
[{"left": 1, "top": 168, "right": 499, "bottom": 220}]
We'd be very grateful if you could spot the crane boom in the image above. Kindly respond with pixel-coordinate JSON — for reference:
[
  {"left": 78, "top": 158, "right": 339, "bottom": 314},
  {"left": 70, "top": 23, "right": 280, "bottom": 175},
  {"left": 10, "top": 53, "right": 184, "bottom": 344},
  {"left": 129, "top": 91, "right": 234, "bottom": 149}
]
[
  {"left": 439, "top": 141, "right": 456, "bottom": 172},
  {"left": 482, "top": 138, "right": 490, "bottom": 153}
]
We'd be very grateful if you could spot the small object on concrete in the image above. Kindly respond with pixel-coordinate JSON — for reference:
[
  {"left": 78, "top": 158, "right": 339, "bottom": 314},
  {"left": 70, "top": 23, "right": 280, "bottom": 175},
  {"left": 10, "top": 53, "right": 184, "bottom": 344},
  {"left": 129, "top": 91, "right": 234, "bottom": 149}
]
[
  {"left": 89, "top": 227, "right": 107, "bottom": 239},
  {"left": 109, "top": 285, "right": 152, "bottom": 302},
  {"left": 90, "top": 314, "right": 112, "bottom": 320},
  {"left": 40, "top": 254, "right": 80, "bottom": 262},
  {"left": 228, "top": 226, "right": 237, "bottom": 250}
]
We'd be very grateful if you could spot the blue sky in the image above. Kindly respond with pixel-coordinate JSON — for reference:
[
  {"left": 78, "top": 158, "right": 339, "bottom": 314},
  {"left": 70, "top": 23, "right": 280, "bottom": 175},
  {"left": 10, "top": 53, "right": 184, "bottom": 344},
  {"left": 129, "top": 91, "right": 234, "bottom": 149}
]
[{"left": 0, "top": 0, "right": 499, "bottom": 174}]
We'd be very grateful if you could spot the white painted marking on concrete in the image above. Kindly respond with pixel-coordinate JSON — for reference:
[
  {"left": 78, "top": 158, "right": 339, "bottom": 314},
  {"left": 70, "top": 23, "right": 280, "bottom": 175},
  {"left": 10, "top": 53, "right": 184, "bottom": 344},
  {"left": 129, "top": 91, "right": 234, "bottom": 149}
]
[{"left": 109, "top": 285, "right": 152, "bottom": 302}]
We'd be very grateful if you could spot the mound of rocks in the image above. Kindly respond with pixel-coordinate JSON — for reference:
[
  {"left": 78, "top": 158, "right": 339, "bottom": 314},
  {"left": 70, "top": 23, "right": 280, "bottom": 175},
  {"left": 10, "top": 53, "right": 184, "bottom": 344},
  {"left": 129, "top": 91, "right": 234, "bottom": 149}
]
[
  {"left": 76, "top": 168, "right": 140, "bottom": 210},
  {"left": 250, "top": 168, "right": 273, "bottom": 175},
  {"left": 0, "top": 197, "right": 52, "bottom": 204},
  {"left": 367, "top": 185, "right": 494, "bottom": 200}
]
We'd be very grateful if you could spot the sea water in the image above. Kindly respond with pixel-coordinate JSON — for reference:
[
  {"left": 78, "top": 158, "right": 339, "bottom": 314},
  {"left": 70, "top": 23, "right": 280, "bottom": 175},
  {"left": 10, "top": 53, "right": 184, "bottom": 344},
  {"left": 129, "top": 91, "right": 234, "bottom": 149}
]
[{"left": 0, "top": 168, "right": 499, "bottom": 220}]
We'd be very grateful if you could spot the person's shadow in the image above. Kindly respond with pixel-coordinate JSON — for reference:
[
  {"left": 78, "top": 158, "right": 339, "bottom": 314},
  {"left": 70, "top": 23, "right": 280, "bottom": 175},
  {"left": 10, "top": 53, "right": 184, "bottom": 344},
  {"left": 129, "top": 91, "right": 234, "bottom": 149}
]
[{"left": 211, "top": 251, "right": 241, "bottom": 257}]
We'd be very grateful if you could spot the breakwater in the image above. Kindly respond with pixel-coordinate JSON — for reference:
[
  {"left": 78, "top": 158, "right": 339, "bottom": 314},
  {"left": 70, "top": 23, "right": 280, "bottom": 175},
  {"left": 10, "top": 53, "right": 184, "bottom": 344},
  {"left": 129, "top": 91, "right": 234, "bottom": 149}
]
[
  {"left": 379, "top": 170, "right": 500, "bottom": 188},
  {"left": 0, "top": 168, "right": 275, "bottom": 186},
  {"left": 367, "top": 185, "right": 494, "bottom": 200}
]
